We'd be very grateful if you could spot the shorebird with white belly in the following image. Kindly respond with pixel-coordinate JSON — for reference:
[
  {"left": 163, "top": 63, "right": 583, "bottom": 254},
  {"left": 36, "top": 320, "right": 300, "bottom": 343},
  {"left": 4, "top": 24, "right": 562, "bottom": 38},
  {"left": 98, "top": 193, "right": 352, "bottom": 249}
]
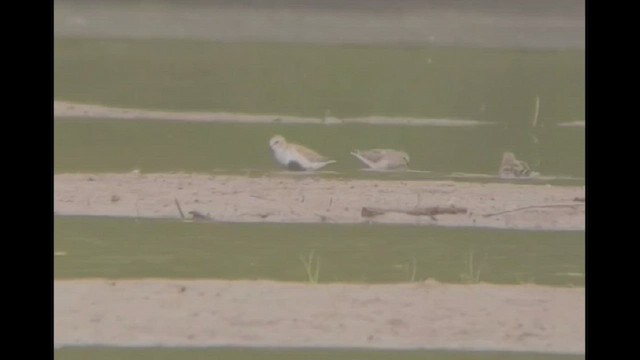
[
  {"left": 350, "top": 149, "right": 410, "bottom": 171},
  {"left": 498, "top": 152, "right": 538, "bottom": 178},
  {"left": 269, "top": 135, "right": 336, "bottom": 171}
]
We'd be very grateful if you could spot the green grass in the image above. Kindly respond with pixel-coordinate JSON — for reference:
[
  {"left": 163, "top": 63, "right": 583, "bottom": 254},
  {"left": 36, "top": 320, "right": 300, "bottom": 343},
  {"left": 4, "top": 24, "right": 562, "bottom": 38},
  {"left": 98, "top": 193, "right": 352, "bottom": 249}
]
[
  {"left": 300, "top": 251, "right": 321, "bottom": 284},
  {"left": 460, "top": 249, "right": 488, "bottom": 284},
  {"left": 54, "top": 39, "right": 584, "bottom": 180},
  {"left": 54, "top": 39, "right": 584, "bottom": 126},
  {"left": 53, "top": 119, "right": 585, "bottom": 180},
  {"left": 54, "top": 216, "right": 585, "bottom": 286}
]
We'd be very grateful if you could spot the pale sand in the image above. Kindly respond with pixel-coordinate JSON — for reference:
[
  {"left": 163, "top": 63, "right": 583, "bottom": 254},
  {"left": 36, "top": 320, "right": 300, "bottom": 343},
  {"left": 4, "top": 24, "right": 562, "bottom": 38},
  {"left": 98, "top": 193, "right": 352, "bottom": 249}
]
[
  {"left": 54, "top": 173, "right": 585, "bottom": 230},
  {"left": 54, "top": 101, "right": 494, "bottom": 126},
  {"left": 54, "top": 279, "right": 584, "bottom": 354}
]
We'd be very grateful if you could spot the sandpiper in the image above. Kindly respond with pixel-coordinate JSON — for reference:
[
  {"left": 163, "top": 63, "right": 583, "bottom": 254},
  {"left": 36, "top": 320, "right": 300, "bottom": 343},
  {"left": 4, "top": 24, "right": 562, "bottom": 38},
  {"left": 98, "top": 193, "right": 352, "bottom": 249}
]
[
  {"left": 269, "top": 135, "right": 336, "bottom": 171},
  {"left": 350, "top": 149, "right": 410, "bottom": 170},
  {"left": 499, "top": 152, "right": 537, "bottom": 178}
]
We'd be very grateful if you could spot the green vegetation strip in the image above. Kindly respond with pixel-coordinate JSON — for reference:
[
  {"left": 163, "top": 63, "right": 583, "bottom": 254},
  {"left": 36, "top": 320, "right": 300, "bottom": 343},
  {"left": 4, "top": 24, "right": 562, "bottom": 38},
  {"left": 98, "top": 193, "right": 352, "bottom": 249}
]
[
  {"left": 55, "top": 39, "right": 584, "bottom": 125},
  {"left": 54, "top": 216, "right": 584, "bottom": 286},
  {"left": 54, "top": 119, "right": 585, "bottom": 179}
]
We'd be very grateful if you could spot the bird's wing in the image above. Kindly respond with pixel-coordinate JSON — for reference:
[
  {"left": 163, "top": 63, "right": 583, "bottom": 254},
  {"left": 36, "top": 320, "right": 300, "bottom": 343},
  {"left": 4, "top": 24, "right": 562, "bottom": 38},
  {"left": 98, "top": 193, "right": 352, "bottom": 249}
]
[
  {"left": 515, "top": 160, "right": 532, "bottom": 175},
  {"left": 290, "top": 143, "right": 331, "bottom": 162},
  {"left": 353, "top": 149, "right": 388, "bottom": 163}
]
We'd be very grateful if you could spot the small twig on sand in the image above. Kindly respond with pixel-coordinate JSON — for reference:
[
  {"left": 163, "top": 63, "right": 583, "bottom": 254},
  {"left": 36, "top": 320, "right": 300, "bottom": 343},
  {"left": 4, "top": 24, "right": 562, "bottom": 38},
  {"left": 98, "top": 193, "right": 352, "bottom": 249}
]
[
  {"left": 188, "top": 211, "right": 211, "bottom": 221},
  {"left": 361, "top": 206, "right": 467, "bottom": 221},
  {"left": 315, "top": 213, "right": 333, "bottom": 223},
  {"left": 573, "top": 197, "right": 585, "bottom": 202},
  {"left": 482, "top": 203, "right": 585, "bottom": 218},
  {"left": 174, "top": 198, "right": 185, "bottom": 220},
  {"left": 238, "top": 212, "right": 274, "bottom": 219}
]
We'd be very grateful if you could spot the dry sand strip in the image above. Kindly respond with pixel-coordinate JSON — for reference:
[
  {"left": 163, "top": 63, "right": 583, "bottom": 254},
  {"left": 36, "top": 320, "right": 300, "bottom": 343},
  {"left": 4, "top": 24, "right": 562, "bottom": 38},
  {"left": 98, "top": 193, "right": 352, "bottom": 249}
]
[
  {"left": 54, "top": 101, "right": 492, "bottom": 126},
  {"left": 54, "top": 279, "right": 585, "bottom": 354},
  {"left": 54, "top": 173, "right": 585, "bottom": 231}
]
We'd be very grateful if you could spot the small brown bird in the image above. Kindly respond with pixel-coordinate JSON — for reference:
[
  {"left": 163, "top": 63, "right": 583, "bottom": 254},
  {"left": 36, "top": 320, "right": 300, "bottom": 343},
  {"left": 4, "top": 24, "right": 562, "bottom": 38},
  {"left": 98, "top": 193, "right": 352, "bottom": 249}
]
[
  {"left": 350, "top": 149, "right": 410, "bottom": 170},
  {"left": 498, "top": 152, "right": 537, "bottom": 178},
  {"left": 269, "top": 135, "right": 336, "bottom": 171}
]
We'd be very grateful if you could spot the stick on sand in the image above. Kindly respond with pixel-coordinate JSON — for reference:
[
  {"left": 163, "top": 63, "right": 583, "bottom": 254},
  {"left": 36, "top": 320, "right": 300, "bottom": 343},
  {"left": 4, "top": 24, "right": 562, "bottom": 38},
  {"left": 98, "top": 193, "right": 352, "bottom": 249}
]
[{"left": 174, "top": 198, "right": 185, "bottom": 220}]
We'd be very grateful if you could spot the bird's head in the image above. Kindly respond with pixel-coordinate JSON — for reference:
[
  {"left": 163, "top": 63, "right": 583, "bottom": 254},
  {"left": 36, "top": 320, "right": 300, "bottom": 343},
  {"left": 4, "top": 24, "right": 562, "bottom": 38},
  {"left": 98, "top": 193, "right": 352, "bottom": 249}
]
[
  {"left": 269, "top": 135, "right": 286, "bottom": 150},
  {"left": 402, "top": 152, "right": 410, "bottom": 164},
  {"left": 501, "top": 152, "right": 517, "bottom": 166}
]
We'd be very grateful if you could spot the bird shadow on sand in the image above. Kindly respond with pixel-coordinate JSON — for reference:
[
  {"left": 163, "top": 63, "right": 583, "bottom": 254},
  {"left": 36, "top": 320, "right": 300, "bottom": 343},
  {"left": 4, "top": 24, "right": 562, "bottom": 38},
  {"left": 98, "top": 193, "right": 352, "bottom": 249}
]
[
  {"left": 270, "top": 170, "right": 341, "bottom": 176},
  {"left": 450, "top": 172, "right": 585, "bottom": 183}
]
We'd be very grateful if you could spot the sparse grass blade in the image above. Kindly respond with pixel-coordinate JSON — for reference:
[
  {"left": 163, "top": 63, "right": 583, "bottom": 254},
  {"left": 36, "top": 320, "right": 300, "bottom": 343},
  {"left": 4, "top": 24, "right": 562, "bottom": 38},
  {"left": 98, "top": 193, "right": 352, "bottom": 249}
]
[
  {"left": 299, "top": 251, "right": 321, "bottom": 284},
  {"left": 460, "top": 249, "right": 488, "bottom": 284}
]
